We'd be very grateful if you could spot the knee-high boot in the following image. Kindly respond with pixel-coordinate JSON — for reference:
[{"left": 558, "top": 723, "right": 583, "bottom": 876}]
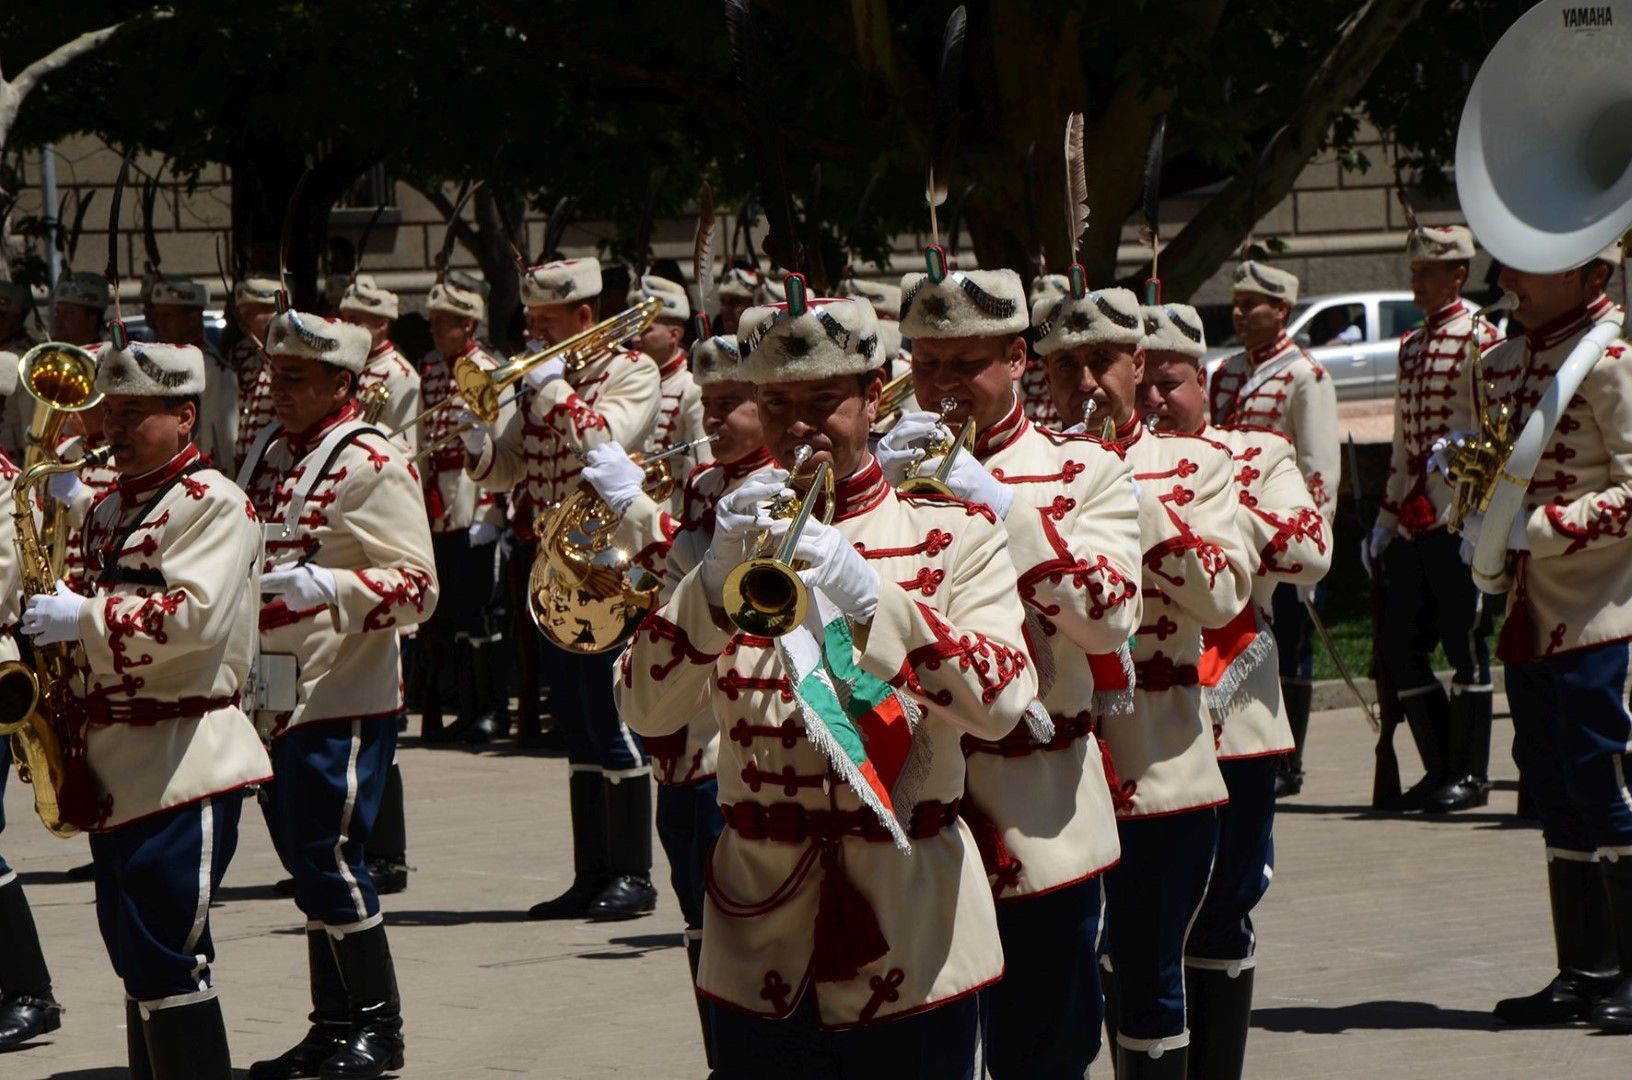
[
  {"left": 143, "top": 997, "right": 232, "bottom": 1080},
  {"left": 588, "top": 773, "right": 657, "bottom": 920},
  {"left": 1588, "top": 857, "right": 1632, "bottom": 1032},
  {"left": 1391, "top": 688, "right": 1449, "bottom": 811},
  {"left": 1430, "top": 690, "right": 1493, "bottom": 811},
  {"left": 1496, "top": 858, "right": 1618, "bottom": 1023},
  {"left": 0, "top": 878, "right": 61, "bottom": 1049},
  {"left": 249, "top": 928, "right": 350, "bottom": 1079},
  {"left": 528, "top": 770, "right": 609, "bottom": 919},
  {"left": 1275, "top": 681, "right": 1312, "bottom": 798},
  {"left": 686, "top": 933, "right": 716, "bottom": 1067},
  {"left": 1186, "top": 965, "right": 1254, "bottom": 1080},
  {"left": 365, "top": 763, "right": 408, "bottom": 895},
  {"left": 322, "top": 924, "right": 404, "bottom": 1078}
]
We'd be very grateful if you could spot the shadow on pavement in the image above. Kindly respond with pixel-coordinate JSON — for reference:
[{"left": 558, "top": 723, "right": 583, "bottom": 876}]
[
  {"left": 577, "top": 933, "right": 683, "bottom": 960},
  {"left": 1254, "top": 999, "right": 1499, "bottom": 1034},
  {"left": 381, "top": 908, "right": 535, "bottom": 926}
]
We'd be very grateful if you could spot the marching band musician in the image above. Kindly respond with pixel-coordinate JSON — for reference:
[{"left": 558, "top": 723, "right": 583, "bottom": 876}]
[
  {"left": 836, "top": 278, "right": 914, "bottom": 428},
  {"left": 228, "top": 277, "right": 281, "bottom": 475},
  {"left": 148, "top": 276, "right": 237, "bottom": 470},
  {"left": 465, "top": 255, "right": 663, "bottom": 920},
  {"left": 18, "top": 341, "right": 271, "bottom": 1077},
  {"left": 50, "top": 271, "right": 110, "bottom": 348},
  {"left": 1037, "top": 285, "right": 1253, "bottom": 1080},
  {"left": 714, "top": 265, "right": 762, "bottom": 335},
  {"left": 1468, "top": 257, "right": 1632, "bottom": 1033},
  {"left": 629, "top": 274, "right": 710, "bottom": 509},
  {"left": 1365, "top": 226, "right": 1500, "bottom": 812},
  {"left": 241, "top": 311, "right": 437, "bottom": 1079},
  {"left": 1140, "top": 302, "right": 1330, "bottom": 1078},
  {"left": 876, "top": 261, "right": 1142, "bottom": 1078},
  {"left": 1207, "top": 262, "right": 1338, "bottom": 798},
  {"left": 615, "top": 280, "right": 1037, "bottom": 1075},
  {"left": 339, "top": 275, "right": 422, "bottom": 454},
  {"left": 1021, "top": 273, "right": 1068, "bottom": 431}
]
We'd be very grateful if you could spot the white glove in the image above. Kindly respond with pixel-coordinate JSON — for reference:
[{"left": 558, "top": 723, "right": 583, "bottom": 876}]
[
  {"left": 875, "top": 410, "right": 945, "bottom": 485},
  {"left": 1360, "top": 525, "right": 1392, "bottom": 578},
  {"left": 523, "top": 356, "right": 567, "bottom": 391},
  {"left": 698, "top": 469, "right": 789, "bottom": 606},
  {"left": 1459, "top": 510, "right": 1529, "bottom": 563},
  {"left": 262, "top": 564, "right": 339, "bottom": 609},
  {"left": 1297, "top": 584, "right": 1318, "bottom": 605},
  {"left": 454, "top": 405, "right": 490, "bottom": 456},
  {"left": 19, "top": 581, "right": 84, "bottom": 646},
  {"left": 917, "top": 448, "right": 1015, "bottom": 519},
  {"left": 46, "top": 470, "right": 84, "bottom": 506},
  {"left": 1429, "top": 429, "right": 1476, "bottom": 479},
  {"left": 582, "top": 443, "right": 646, "bottom": 517},
  {"left": 1062, "top": 421, "right": 1087, "bottom": 435},
  {"left": 762, "top": 514, "right": 880, "bottom": 623},
  {"left": 468, "top": 520, "right": 501, "bottom": 547}
]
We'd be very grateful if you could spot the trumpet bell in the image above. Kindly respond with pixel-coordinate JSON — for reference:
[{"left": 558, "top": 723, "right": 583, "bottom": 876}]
[
  {"left": 721, "top": 557, "right": 809, "bottom": 639},
  {"left": 1456, "top": 0, "right": 1632, "bottom": 272}
]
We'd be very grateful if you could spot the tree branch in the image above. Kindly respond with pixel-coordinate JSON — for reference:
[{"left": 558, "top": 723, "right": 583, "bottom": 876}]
[{"left": 415, "top": 182, "right": 483, "bottom": 269}]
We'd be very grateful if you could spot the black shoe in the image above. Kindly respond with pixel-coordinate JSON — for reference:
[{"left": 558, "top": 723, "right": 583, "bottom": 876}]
[
  {"left": 319, "top": 1002, "right": 403, "bottom": 1078},
  {"left": 1497, "top": 858, "right": 1620, "bottom": 1025},
  {"left": 1497, "top": 972, "right": 1618, "bottom": 1025},
  {"left": 1427, "top": 774, "right": 1491, "bottom": 812},
  {"left": 1273, "top": 771, "right": 1302, "bottom": 799},
  {"left": 249, "top": 1018, "right": 351, "bottom": 1079},
  {"left": 0, "top": 993, "right": 61, "bottom": 1050},
  {"left": 367, "top": 857, "right": 409, "bottom": 896},
  {"left": 586, "top": 874, "right": 658, "bottom": 921},
  {"left": 527, "top": 878, "right": 603, "bottom": 920},
  {"left": 461, "top": 712, "right": 510, "bottom": 746},
  {"left": 1590, "top": 976, "right": 1632, "bottom": 1032},
  {"left": 275, "top": 877, "right": 298, "bottom": 898},
  {"left": 64, "top": 861, "right": 96, "bottom": 882},
  {"left": 1385, "top": 773, "right": 1443, "bottom": 813}
]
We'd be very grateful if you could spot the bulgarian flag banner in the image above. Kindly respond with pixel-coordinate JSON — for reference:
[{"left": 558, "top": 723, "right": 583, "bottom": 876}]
[{"left": 778, "top": 592, "right": 925, "bottom": 851}]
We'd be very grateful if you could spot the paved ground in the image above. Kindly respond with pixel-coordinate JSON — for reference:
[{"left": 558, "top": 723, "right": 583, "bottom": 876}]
[
  {"left": 1338, "top": 399, "right": 1393, "bottom": 444},
  {"left": 5, "top": 698, "right": 1630, "bottom": 1079}
]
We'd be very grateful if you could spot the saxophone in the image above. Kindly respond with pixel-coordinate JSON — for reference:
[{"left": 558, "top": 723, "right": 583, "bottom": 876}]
[{"left": 0, "top": 445, "right": 117, "bottom": 837}]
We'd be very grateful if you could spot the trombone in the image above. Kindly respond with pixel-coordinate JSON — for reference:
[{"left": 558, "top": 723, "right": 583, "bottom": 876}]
[
  {"left": 722, "top": 445, "right": 836, "bottom": 637},
  {"left": 898, "top": 396, "right": 978, "bottom": 497}
]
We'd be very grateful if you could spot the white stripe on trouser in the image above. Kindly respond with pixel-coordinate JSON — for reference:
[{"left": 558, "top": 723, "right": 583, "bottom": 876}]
[
  {"left": 138, "top": 985, "right": 219, "bottom": 1017},
  {"left": 183, "top": 799, "right": 214, "bottom": 989},
  {"left": 0, "top": 870, "right": 15, "bottom": 888},
  {"left": 1614, "top": 755, "right": 1632, "bottom": 838},
  {"left": 612, "top": 716, "right": 642, "bottom": 778},
  {"left": 334, "top": 720, "right": 367, "bottom": 922},
  {"left": 604, "top": 764, "right": 651, "bottom": 783},
  {"left": 325, "top": 912, "right": 383, "bottom": 938},
  {"left": 1547, "top": 847, "right": 1599, "bottom": 862}
]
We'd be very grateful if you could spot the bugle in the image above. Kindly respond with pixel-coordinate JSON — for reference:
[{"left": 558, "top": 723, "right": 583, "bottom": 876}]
[
  {"left": 899, "top": 396, "right": 977, "bottom": 496},
  {"left": 722, "top": 445, "right": 836, "bottom": 637}
]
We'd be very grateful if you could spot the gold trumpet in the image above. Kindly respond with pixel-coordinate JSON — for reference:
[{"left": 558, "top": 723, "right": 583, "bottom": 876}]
[
  {"left": 358, "top": 383, "right": 391, "bottom": 425},
  {"left": 723, "top": 445, "right": 837, "bottom": 637},
  {"left": 899, "top": 396, "right": 978, "bottom": 497}
]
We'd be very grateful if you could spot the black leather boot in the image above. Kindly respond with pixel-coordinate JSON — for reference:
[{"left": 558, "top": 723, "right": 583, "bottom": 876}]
[
  {"left": 0, "top": 878, "right": 61, "bottom": 1050},
  {"left": 588, "top": 774, "right": 658, "bottom": 920},
  {"left": 686, "top": 934, "right": 715, "bottom": 1068},
  {"left": 365, "top": 764, "right": 409, "bottom": 895},
  {"left": 1274, "top": 681, "right": 1312, "bottom": 798},
  {"left": 1429, "top": 691, "right": 1493, "bottom": 812},
  {"left": 529, "top": 770, "right": 609, "bottom": 919},
  {"left": 1496, "top": 858, "right": 1619, "bottom": 1024},
  {"left": 1389, "top": 688, "right": 1449, "bottom": 811},
  {"left": 322, "top": 924, "right": 404, "bottom": 1078},
  {"left": 462, "top": 636, "right": 512, "bottom": 745},
  {"left": 143, "top": 997, "right": 232, "bottom": 1079},
  {"left": 1589, "top": 857, "right": 1632, "bottom": 1032},
  {"left": 440, "top": 636, "right": 482, "bottom": 742},
  {"left": 127, "top": 1000, "right": 154, "bottom": 1080},
  {"left": 1115, "top": 1042, "right": 1187, "bottom": 1079},
  {"left": 249, "top": 930, "right": 350, "bottom": 1079},
  {"left": 1186, "top": 965, "right": 1254, "bottom": 1080}
]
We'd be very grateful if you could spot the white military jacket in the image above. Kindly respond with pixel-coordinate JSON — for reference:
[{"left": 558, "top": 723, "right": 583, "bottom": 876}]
[
  {"left": 1208, "top": 334, "right": 1340, "bottom": 525},
  {"left": 616, "top": 457, "right": 1036, "bottom": 1028},
  {"left": 71, "top": 444, "right": 271, "bottom": 830},
  {"left": 419, "top": 343, "right": 508, "bottom": 535},
  {"left": 1097, "top": 420, "right": 1253, "bottom": 816},
  {"left": 470, "top": 346, "right": 661, "bottom": 540},
  {"left": 1199, "top": 424, "right": 1330, "bottom": 760},
  {"left": 1477, "top": 304, "right": 1632, "bottom": 661},
  {"left": 358, "top": 342, "right": 423, "bottom": 456},
  {"left": 58, "top": 433, "right": 121, "bottom": 592},
  {"left": 243, "top": 403, "right": 439, "bottom": 735},
  {"left": 962, "top": 397, "right": 1140, "bottom": 899},
  {"left": 1378, "top": 300, "right": 1499, "bottom": 535},
  {"left": 644, "top": 350, "right": 711, "bottom": 513}
]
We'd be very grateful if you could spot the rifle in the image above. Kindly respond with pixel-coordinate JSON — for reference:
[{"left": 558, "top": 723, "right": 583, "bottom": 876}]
[{"left": 1353, "top": 434, "right": 1403, "bottom": 808}]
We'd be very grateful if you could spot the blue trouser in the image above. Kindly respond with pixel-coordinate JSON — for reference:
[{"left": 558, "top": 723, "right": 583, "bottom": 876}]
[
  {"left": 985, "top": 878, "right": 1104, "bottom": 1078},
  {"left": 1380, "top": 530, "right": 1492, "bottom": 694},
  {"left": 1271, "top": 581, "right": 1324, "bottom": 683},
  {"left": 712, "top": 988, "right": 979, "bottom": 1080},
  {"left": 262, "top": 717, "right": 396, "bottom": 928},
  {"left": 1188, "top": 757, "right": 1278, "bottom": 967},
  {"left": 90, "top": 794, "right": 242, "bottom": 1006},
  {"left": 655, "top": 779, "right": 723, "bottom": 931},
  {"left": 538, "top": 640, "right": 645, "bottom": 775},
  {"left": 1102, "top": 808, "right": 1220, "bottom": 1051},
  {"left": 1507, "top": 643, "right": 1632, "bottom": 856}
]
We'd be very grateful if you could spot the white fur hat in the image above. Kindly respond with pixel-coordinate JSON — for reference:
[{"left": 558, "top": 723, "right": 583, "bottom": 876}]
[
  {"left": 0, "top": 351, "right": 18, "bottom": 397},
  {"left": 718, "top": 266, "right": 762, "bottom": 300},
  {"left": 520, "top": 257, "right": 602, "bottom": 307},
  {"left": 54, "top": 271, "right": 110, "bottom": 311},
  {"left": 756, "top": 270, "right": 789, "bottom": 305},
  {"left": 1232, "top": 260, "right": 1299, "bottom": 304},
  {"left": 96, "top": 342, "right": 207, "bottom": 397},
  {"left": 234, "top": 276, "right": 280, "bottom": 308},
  {"left": 738, "top": 289, "right": 882, "bottom": 385},
  {"left": 150, "top": 277, "right": 209, "bottom": 309},
  {"left": 836, "top": 277, "right": 903, "bottom": 321},
  {"left": 1140, "top": 303, "right": 1207, "bottom": 359},
  {"left": 628, "top": 275, "right": 690, "bottom": 321},
  {"left": 691, "top": 335, "right": 746, "bottom": 386},
  {"left": 426, "top": 281, "right": 485, "bottom": 322},
  {"left": 877, "top": 320, "right": 903, "bottom": 362},
  {"left": 900, "top": 265, "right": 1029, "bottom": 339},
  {"left": 264, "top": 310, "right": 372, "bottom": 374},
  {"left": 1029, "top": 273, "right": 1069, "bottom": 305},
  {"left": 1406, "top": 225, "right": 1476, "bottom": 263},
  {"left": 0, "top": 281, "right": 31, "bottom": 314},
  {"left": 1032, "top": 287, "right": 1145, "bottom": 357},
  {"left": 339, "top": 274, "right": 400, "bottom": 321}
]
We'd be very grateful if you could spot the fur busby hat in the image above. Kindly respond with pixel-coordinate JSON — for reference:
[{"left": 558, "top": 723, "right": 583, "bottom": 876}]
[
  {"left": 1029, "top": 273, "right": 1069, "bottom": 305},
  {"left": 520, "top": 257, "right": 602, "bottom": 307},
  {"left": 0, "top": 281, "right": 31, "bottom": 314},
  {"left": 900, "top": 250, "right": 1029, "bottom": 340},
  {"left": 737, "top": 276, "right": 882, "bottom": 385},
  {"left": 96, "top": 342, "right": 207, "bottom": 397},
  {"left": 149, "top": 277, "right": 209, "bottom": 309},
  {"left": 1032, "top": 286, "right": 1145, "bottom": 357},
  {"left": 718, "top": 266, "right": 762, "bottom": 300},
  {"left": 1140, "top": 303, "right": 1208, "bottom": 360},
  {"left": 627, "top": 274, "right": 691, "bottom": 322},
  {"left": 264, "top": 310, "right": 372, "bottom": 374},
  {"left": 877, "top": 320, "right": 903, "bottom": 362},
  {"left": 426, "top": 281, "right": 485, "bottom": 323},
  {"left": 339, "top": 274, "right": 400, "bottom": 321},
  {"left": 836, "top": 278, "right": 903, "bottom": 322},
  {"left": 1231, "top": 260, "right": 1299, "bottom": 305},
  {"left": 233, "top": 276, "right": 281, "bottom": 309},
  {"left": 756, "top": 269, "right": 789, "bottom": 306},
  {"left": 54, "top": 271, "right": 110, "bottom": 312},
  {"left": 1405, "top": 225, "right": 1476, "bottom": 263},
  {"left": 691, "top": 334, "right": 746, "bottom": 386}
]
